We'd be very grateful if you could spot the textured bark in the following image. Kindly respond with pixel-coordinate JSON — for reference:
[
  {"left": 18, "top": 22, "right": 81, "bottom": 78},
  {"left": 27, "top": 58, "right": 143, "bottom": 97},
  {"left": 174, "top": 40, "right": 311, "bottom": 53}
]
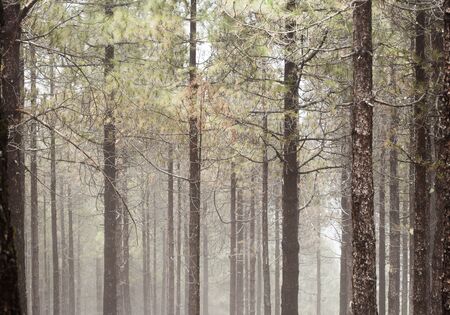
[
  {"left": 413, "top": 4, "right": 430, "bottom": 314},
  {"left": 351, "top": 0, "right": 377, "bottom": 314},
  {"left": 230, "top": 169, "right": 237, "bottom": 315},
  {"left": 236, "top": 190, "right": 244, "bottom": 314},
  {"left": 339, "top": 138, "right": 352, "bottom": 315},
  {"left": 168, "top": 145, "right": 175, "bottom": 315},
  {"left": 438, "top": 1, "right": 450, "bottom": 312},
  {"left": 68, "top": 186, "right": 75, "bottom": 315},
  {"left": 388, "top": 104, "right": 400, "bottom": 314},
  {"left": 281, "top": 2, "right": 300, "bottom": 315},
  {"left": 0, "top": 2, "right": 22, "bottom": 312},
  {"left": 29, "top": 43, "right": 40, "bottom": 315},
  {"left": 188, "top": 1, "right": 201, "bottom": 314},
  {"left": 2, "top": 1, "right": 26, "bottom": 312},
  {"left": 102, "top": 3, "right": 118, "bottom": 314},
  {"left": 50, "top": 128, "right": 60, "bottom": 315},
  {"left": 261, "top": 115, "right": 272, "bottom": 315},
  {"left": 378, "top": 129, "right": 386, "bottom": 315}
]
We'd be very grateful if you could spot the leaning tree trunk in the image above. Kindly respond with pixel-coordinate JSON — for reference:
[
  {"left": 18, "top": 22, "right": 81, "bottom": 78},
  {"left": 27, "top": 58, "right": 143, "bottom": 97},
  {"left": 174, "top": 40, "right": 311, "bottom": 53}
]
[
  {"left": 281, "top": 1, "right": 300, "bottom": 315},
  {"left": 413, "top": 3, "right": 430, "bottom": 314},
  {"left": 351, "top": 0, "right": 377, "bottom": 314},
  {"left": 102, "top": 2, "right": 118, "bottom": 314},
  {"left": 438, "top": 1, "right": 450, "bottom": 312}
]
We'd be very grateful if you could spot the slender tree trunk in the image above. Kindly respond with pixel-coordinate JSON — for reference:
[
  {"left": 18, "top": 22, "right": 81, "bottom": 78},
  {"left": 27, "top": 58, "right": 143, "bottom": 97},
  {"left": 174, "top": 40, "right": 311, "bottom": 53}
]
[
  {"left": 121, "top": 158, "right": 131, "bottom": 315},
  {"left": 438, "top": 1, "right": 450, "bottom": 312},
  {"left": 230, "top": 169, "right": 237, "bottom": 315},
  {"left": 408, "top": 107, "right": 415, "bottom": 315},
  {"left": 401, "top": 197, "right": 409, "bottom": 315},
  {"left": 96, "top": 257, "right": 102, "bottom": 315},
  {"left": 143, "top": 190, "right": 150, "bottom": 315},
  {"left": 261, "top": 115, "right": 271, "bottom": 315},
  {"left": 351, "top": 0, "right": 377, "bottom": 313},
  {"left": 177, "top": 164, "right": 182, "bottom": 315},
  {"left": 281, "top": 2, "right": 300, "bottom": 315},
  {"left": 76, "top": 216, "right": 81, "bottom": 315},
  {"left": 274, "top": 196, "right": 280, "bottom": 315},
  {"left": 236, "top": 189, "right": 244, "bottom": 314},
  {"left": 339, "top": 137, "right": 352, "bottom": 315},
  {"left": 316, "top": 210, "right": 321, "bottom": 315},
  {"left": 168, "top": 145, "right": 175, "bottom": 315},
  {"left": 256, "top": 207, "right": 262, "bottom": 315},
  {"left": 50, "top": 128, "right": 60, "bottom": 315},
  {"left": 153, "top": 194, "right": 158, "bottom": 315},
  {"left": 184, "top": 202, "right": 189, "bottom": 315},
  {"left": 249, "top": 176, "right": 256, "bottom": 315},
  {"left": 188, "top": 1, "right": 201, "bottom": 314},
  {"left": 29, "top": 43, "right": 40, "bottom": 315},
  {"left": 413, "top": 4, "right": 430, "bottom": 314},
  {"left": 60, "top": 183, "right": 68, "bottom": 312},
  {"left": 388, "top": 102, "right": 400, "bottom": 314},
  {"left": 44, "top": 194, "right": 50, "bottom": 315},
  {"left": 162, "top": 229, "right": 167, "bottom": 315},
  {"left": 102, "top": 2, "right": 118, "bottom": 314},
  {"left": 379, "top": 129, "right": 386, "bottom": 315},
  {"left": 68, "top": 186, "right": 75, "bottom": 315},
  {"left": 202, "top": 203, "right": 208, "bottom": 315}
]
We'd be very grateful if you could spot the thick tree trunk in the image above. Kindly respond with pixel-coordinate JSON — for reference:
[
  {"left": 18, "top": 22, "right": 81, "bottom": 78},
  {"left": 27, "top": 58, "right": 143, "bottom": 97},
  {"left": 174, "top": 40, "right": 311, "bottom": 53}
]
[
  {"left": 388, "top": 104, "right": 400, "bottom": 314},
  {"left": 168, "top": 145, "right": 175, "bottom": 315},
  {"left": 29, "top": 43, "right": 40, "bottom": 315},
  {"left": 379, "top": 128, "right": 386, "bottom": 315},
  {"left": 230, "top": 169, "right": 237, "bottom": 315},
  {"left": 68, "top": 186, "right": 75, "bottom": 315},
  {"left": 281, "top": 2, "right": 300, "bottom": 315},
  {"left": 187, "top": 0, "right": 201, "bottom": 314},
  {"left": 438, "top": 1, "right": 450, "bottom": 312},
  {"left": 102, "top": 1, "right": 118, "bottom": 312},
  {"left": 351, "top": 0, "right": 377, "bottom": 313},
  {"left": 236, "top": 190, "right": 245, "bottom": 314},
  {"left": 413, "top": 4, "right": 430, "bottom": 314},
  {"left": 261, "top": 115, "right": 272, "bottom": 315}
]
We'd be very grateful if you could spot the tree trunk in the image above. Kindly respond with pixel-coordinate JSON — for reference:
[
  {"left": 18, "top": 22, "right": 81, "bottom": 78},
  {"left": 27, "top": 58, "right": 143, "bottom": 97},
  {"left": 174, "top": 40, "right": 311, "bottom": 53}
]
[
  {"left": 202, "top": 203, "right": 209, "bottom": 315},
  {"left": 413, "top": 3, "right": 430, "bottom": 314},
  {"left": 76, "top": 216, "right": 81, "bottom": 315},
  {"left": 261, "top": 115, "right": 272, "bottom": 315},
  {"left": 121, "top": 162, "right": 131, "bottom": 315},
  {"left": 401, "top": 198, "right": 409, "bottom": 315},
  {"left": 274, "top": 196, "right": 280, "bottom": 315},
  {"left": 188, "top": 0, "right": 201, "bottom": 313},
  {"left": 339, "top": 137, "right": 352, "bottom": 315},
  {"left": 68, "top": 186, "right": 75, "bottom": 315},
  {"left": 236, "top": 189, "right": 244, "bottom": 314},
  {"left": 60, "top": 183, "right": 68, "bottom": 312},
  {"left": 50, "top": 128, "right": 60, "bottom": 315},
  {"left": 256, "top": 207, "right": 262, "bottom": 315},
  {"left": 102, "top": 2, "right": 118, "bottom": 314},
  {"left": 281, "top": 2, "right": 300, "bottom": 315},
  {"left": 230, "top": 168, "right": 237, "bottom": 315},
  {"left": 249, "top": 175, "right": 256, "bottom": 315},
  {"left": 168, "top": 145, "right": 175, "bottom": 315},
  {"left": 379, "top": 127, "right": 386, "bottom": 315},
  {"left": 153, "top": 194, "right": 158, "bottom": 315},
  {"left": 143, "top": 190, "right": 150, "bottom": 315},
  {"left": 29, "top": 43, "right": 40, "bottom": 315},
  {"left": 351, "top": 0, "right": 377, "bottom": 313},
  {"left": 96, "top": 257, "right": 102, "bottom": 315},
  {"left": 316, "top": 210, "right": 321, "bottom": 315},
  {"left": 162, "top": 229, "right": 167, "bottom": 315},
  {"left": 438, "top": 1, "right": 450, "bottom": 312},
  {"left": 177, "top": 163, "right": 182, "bottom": 315},
  {"left": 388, "top": 102, "right": 400, "bottom": 314}
]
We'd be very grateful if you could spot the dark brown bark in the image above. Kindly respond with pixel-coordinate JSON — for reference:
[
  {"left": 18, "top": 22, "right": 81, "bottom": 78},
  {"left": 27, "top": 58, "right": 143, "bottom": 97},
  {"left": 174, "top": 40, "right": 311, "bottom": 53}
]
[
  {"left": 351, "top": 0, "right": 377, "bottom": 313},
  {"left": 379, "top": 126, "right": 386, "bottom": 315},
  {"left": 438, "top": 1, "right": 450, "bottom": 312},
  {"left": 230, "top": 169, "right": 237, "bottom": 315},
  {"left": 281, "top": 2, "right": 300, "bottom": 315},
  {"left": 413, "top": 4, "right": 430, "bottom": 314},
  {"left": 388, "top": 104, "right": 400, "bottom": 314},
  {"left": 102, "top": 3, "right": 118, "bottom": 314},
  {"left": 236, "top": 189, "right": 244, "bottom": 314},
  {"left": 261, "top": 115, "right": 271, "bottom": 315},
  {"left": 168, "top": 145, "right": 175, "bottom": 315},
  {"left": 339, "top": 138, "right": 352, "bottom": 315},
  {"left": 50, "top": 128, "right": 60, "bottom": 315},
  {"left": 188, "top": 1, "right": 201, "bottom": 314},
  {"left": 0, "top": 2, "right": 22, "bottom": 312},
  {"left": 29, "top": 43, "right": 40, "bottom": 315},
  {"left": 68, "top": 186, "right": 75, "bottom": 315}
]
